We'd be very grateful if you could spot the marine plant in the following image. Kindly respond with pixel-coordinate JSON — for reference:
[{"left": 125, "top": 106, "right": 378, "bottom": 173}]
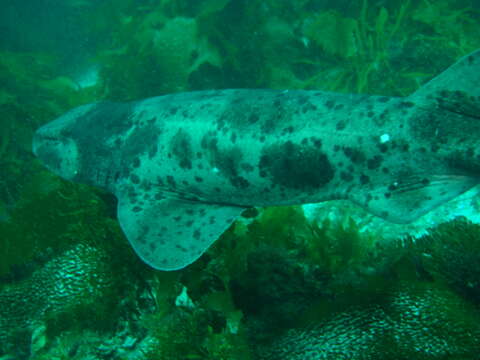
[
  {"left": 140, "top": 298, "right": 252, "bottom": 360},
  {"left": 300, "top": 0, "right": 412, "bottom": 94},
  {"left": 403, "top": 217, "right": 480, "bottom": 302}
]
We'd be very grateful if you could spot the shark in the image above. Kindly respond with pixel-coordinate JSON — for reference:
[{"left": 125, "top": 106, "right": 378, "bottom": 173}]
[{"left": 33, "top": 49, "right": 480, "bottom": 270}]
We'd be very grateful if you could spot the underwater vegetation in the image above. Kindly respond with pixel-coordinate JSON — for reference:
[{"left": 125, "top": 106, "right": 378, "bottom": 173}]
[
  {"left": 404, "top": 217, "right": 480, "bottom": 303},
  {"left": 0, "top": 0, "right": 480, "bottom": 359}
]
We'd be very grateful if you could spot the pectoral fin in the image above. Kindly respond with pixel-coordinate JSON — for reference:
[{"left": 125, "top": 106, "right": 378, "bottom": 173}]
[{"left": 116, "top": 190, "right": 245, "bottom": 270}]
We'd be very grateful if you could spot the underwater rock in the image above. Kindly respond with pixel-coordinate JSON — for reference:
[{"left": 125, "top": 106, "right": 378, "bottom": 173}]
[
  {"left": 256, "top": 283, "right": 480, "bottom": 359},
  {"left": 0, "top": 243, "right": 115, "bottom": 356}
]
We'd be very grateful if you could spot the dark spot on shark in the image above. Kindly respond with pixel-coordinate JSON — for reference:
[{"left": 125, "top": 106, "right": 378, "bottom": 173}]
[
  {"left": 231, "top": 176, "right": 250, "bottom": 188},
  {"left": 336, "top": 121, "right": 346, "bottom": 130},
  {"left": 166, "top": 175, "right": 176, "bottom": 188},
  {"left": 248, "top": 113, "right": 260, "bottom": 124},
  {"left": 399, "top": 101, "right": 415, "bottom": 108},
  {"left": 173, "top": 216, "right": 182, "bottom": 222},
  {"left": 311, "top": 137, "right": 322, "bottom": 148},
  {"left": 175, "top": 244, "right": 187, "bottom": 252},
  {"left": 132, "top": 157, "right": 141, "bottom": 168},
  {"left": 283, "top": 126, "right": 294, "bottom": 134},
  {"left": 377, "top": 143, "right": 388, "bottom": 153},
  {"left": 170, "top": 129, "right": 193, "bottom": 169},
  {"left": 367, "top": 155, "right": 383, "bottom": 169},
  {"left": 185, "top": 220, "right": 194, "bottom": 227},
  {"left": 334, "top": 104, "right": 344, "bottom": 110},
  {"left": 259, "top": 141, "right": 334, "bottom": 189},
  {"left": 325, "top": 100, "right": 335, "bottom": 109},
  {"left": 131, "top": 174, "right": 140, "bottom": 184},
  {"left": 195, "top": 176, "right": 203, "bottom": 183},
  {"left": 360, "top": 174, "right": 370, "bottom": 184},
  {"left": 340, "top": 172, "right": 354, "bottom": 182},
  {"left": 132, "top": 206, "right": 142, "bottom": 213},
  {"left": 388, "top": 183, "right": 397, "bottom": 191},
  {"left": 193, "top": 229, "right": 201, "bottom": 240},
  {"left": 378, "top": 96, "right": 390, "bottom": 103},
  {"left": 259, "top": 136, "right": 266, "bottom": 142},
  {"left": 216, "top": 118, "right": 226, "bottom": 130},
  {"left": 261, "top": 117, "right": 276, "bottom": 133},
  {"left": 169, "top": 107, "right": 178, "bottom": 115},
  {"left": 343, "top": 147, "right": 366, "bottom": 163},
  {"left": 230, "top": 133, "right": 237, "bottom": 143}
]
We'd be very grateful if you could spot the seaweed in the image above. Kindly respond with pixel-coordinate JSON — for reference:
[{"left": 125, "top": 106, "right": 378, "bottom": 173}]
[{"left": 403, "top": 217, "right": 480, "bottom": 302}]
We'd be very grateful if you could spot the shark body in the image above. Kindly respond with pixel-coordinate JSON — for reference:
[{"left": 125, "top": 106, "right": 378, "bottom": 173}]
[{"left": 33, "top": 50, "right": 480, "bottom": 270}]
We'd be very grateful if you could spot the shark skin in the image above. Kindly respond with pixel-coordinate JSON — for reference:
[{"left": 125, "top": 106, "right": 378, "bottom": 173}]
[{"left": 33, "top": 49, "right": 480, "bottom": 270}]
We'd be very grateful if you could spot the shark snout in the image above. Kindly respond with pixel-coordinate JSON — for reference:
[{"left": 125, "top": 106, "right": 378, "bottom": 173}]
[{"left": 32, "top": 124, "right": 80, "bottom": 181}]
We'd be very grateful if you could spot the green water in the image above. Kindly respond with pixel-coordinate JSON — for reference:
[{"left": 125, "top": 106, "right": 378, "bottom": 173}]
[{"left": 1, "top": 0, "right": 480, "bottom": 359}]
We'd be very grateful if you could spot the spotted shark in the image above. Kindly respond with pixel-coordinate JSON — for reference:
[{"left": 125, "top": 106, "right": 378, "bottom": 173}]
[{"left": 33, "top": 50, "right": 480, "bottom": 270}]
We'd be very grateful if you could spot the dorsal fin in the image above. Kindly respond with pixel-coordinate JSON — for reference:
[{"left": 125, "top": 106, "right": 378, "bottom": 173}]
[{"left": 411, "top": 49, "right": 480, "bottom": 103}]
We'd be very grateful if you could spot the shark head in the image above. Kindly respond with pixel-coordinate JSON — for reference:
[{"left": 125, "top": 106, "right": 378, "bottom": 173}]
[
  {"left": 33, "top": 104, "right": 95, "bottom": 182},
  {"left": 33, "top": 102, "right": 138, "bottom": 190}
]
